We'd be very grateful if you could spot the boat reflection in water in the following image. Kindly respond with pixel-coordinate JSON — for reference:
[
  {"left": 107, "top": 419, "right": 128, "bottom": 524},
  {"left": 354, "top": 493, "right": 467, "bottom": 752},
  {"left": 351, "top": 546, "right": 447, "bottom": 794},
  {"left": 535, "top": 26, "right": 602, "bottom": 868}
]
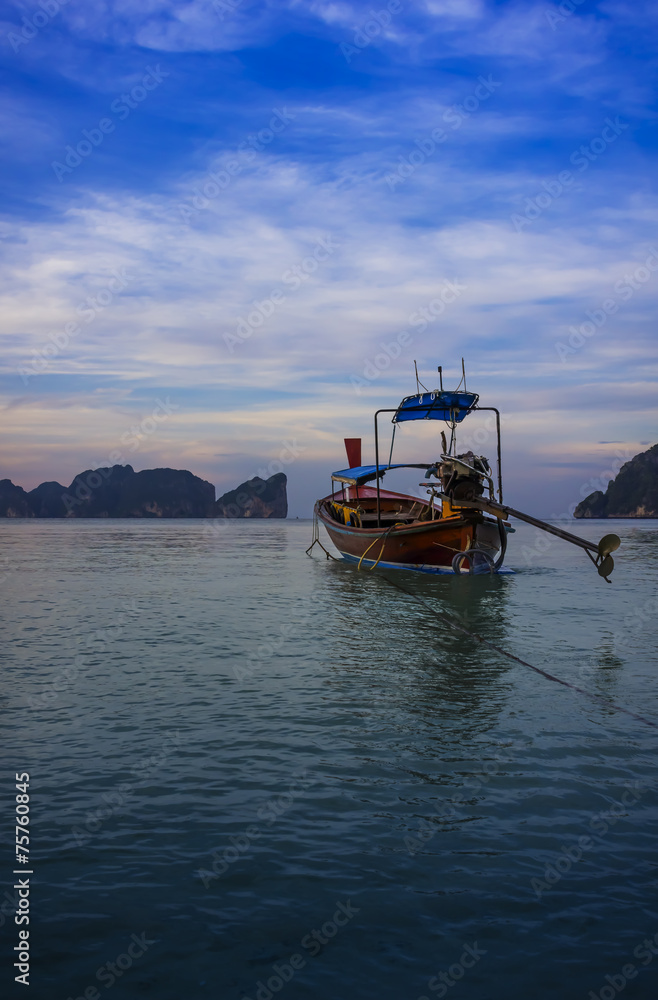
[{"left": 315, "top": 557, "right": 516, "bottom": 736}]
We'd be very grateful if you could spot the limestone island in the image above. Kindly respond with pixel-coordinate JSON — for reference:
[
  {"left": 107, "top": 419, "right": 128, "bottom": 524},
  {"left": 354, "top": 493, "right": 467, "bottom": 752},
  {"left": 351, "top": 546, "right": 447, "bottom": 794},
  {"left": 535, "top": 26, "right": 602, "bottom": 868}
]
[
  {"left": 574, "top": 443, "right": 657, "bottom": 518},
  {"left": 0, "top": 466, "right": 287, "bottom": 518}
]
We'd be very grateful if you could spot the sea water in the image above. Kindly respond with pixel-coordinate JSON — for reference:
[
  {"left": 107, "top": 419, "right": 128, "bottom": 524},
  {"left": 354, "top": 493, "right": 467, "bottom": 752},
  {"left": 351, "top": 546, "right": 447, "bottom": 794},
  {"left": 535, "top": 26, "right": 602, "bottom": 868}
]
[{"left": 2, "top": 518, "right": 657, "bottom": 1000}]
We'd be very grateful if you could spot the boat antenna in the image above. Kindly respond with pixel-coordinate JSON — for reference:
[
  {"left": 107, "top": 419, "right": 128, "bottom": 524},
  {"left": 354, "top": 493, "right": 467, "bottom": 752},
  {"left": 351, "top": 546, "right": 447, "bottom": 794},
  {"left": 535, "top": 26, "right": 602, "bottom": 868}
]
[
  {"left": 438, "top": 366, "right": 443, "bottom": 391},
  {"left": 455, "top": 358, "right": 466, "bottom": 391},
  {"left": 413, "top": 360, "right": 429, "bottom": 394}
]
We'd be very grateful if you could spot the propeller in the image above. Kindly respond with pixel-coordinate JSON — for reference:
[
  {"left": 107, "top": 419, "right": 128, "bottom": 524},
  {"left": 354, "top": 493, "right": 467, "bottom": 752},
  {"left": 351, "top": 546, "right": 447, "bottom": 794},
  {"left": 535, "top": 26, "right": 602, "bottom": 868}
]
[
  {"left": 595, "top": 534, "right": 621, "bottom": 582},
  {"left": 598, "top": 533, "right": 621, "bottom": 558}
]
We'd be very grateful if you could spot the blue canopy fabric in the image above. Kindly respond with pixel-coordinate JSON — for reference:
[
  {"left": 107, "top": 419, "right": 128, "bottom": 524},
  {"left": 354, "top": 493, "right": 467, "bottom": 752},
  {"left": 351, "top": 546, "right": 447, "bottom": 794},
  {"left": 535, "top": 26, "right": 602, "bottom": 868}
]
[
  {"left": 393, "top": 390, "right": 479, "bottom": 423},
  {"left": 331, "top": 463, "right": 430, "bottom": 486}
]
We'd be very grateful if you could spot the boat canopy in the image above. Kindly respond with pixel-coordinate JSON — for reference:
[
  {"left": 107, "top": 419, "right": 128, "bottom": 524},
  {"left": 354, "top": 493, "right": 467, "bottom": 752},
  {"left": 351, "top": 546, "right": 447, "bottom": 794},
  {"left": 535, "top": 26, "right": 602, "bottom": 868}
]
[
  {"left": 393, "top": 390, "right": 479, "bottom": 423},
  {"left": 332, "top": 463, "right": 430, "bottom": 486}
]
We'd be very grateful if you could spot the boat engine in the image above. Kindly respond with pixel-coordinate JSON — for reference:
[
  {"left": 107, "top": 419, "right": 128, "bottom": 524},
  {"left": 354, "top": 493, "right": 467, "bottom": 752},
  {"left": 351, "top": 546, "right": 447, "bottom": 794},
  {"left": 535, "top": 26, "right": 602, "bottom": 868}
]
[{"left": 434, "top": 451, "right": 493, "bottom": 502}]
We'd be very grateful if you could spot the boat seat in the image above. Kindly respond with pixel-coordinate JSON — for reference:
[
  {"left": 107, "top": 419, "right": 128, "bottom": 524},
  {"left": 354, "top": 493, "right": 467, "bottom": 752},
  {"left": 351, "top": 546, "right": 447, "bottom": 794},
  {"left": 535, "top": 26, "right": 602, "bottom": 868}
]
[{"left": 359, "top": 512, "right": 416, "bottom": 525}]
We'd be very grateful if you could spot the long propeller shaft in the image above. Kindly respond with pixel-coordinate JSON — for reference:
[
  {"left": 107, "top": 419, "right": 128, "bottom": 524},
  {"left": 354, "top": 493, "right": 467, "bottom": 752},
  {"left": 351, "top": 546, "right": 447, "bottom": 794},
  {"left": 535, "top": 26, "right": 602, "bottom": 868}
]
[{"left": 442, "top": 494, "right": 620, "bottom": 580}]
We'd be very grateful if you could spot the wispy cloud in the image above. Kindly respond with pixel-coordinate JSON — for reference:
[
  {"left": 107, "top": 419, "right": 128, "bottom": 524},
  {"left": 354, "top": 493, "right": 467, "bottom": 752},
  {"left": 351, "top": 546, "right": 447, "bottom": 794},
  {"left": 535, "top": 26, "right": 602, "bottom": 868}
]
[{"left": 0, "top": 0, "right": 656, "bottom": 514}]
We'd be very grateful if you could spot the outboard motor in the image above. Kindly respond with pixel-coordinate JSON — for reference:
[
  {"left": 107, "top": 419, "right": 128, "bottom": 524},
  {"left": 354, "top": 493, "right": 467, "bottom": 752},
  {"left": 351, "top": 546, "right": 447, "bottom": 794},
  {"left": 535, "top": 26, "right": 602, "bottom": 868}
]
[{"left": 436, "top": 451, "right": 493, "bottom": 502}]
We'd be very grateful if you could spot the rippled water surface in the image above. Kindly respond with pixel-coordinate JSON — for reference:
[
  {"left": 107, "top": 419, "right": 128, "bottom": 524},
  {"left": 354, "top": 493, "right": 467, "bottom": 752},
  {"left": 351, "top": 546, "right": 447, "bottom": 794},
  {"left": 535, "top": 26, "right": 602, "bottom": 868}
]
[{"left": 2, "top": 518, "right": 658, "bottom": 1000}]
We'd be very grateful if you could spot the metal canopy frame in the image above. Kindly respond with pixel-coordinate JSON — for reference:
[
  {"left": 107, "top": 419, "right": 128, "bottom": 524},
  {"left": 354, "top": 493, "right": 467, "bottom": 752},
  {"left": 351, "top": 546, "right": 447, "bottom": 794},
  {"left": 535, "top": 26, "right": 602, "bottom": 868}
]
[{"left": 373, "top": 405, "right": 503, "bottom": 527}]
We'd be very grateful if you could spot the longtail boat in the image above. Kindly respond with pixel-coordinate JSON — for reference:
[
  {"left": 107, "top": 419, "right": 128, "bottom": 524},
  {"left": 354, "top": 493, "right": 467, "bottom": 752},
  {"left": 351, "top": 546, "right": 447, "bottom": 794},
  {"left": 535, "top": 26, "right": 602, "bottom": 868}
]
[{"left": 308, "top": 364, "right": 620, "bottom": 580}]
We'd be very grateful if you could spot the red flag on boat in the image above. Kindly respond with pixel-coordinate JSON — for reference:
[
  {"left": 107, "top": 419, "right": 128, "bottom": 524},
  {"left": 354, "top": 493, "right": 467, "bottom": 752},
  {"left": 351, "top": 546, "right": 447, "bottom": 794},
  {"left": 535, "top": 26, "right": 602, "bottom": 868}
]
[{"left": 344, "top": 438, "right": 361, "bottom": 469}]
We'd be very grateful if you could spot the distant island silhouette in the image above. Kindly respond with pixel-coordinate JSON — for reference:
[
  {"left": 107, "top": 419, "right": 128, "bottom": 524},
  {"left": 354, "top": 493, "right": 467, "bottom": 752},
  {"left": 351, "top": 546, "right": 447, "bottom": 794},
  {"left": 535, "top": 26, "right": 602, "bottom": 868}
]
[
  {"left": 0, "top": 466, "right": 287, "bottom": 518},
  {"left": 574, "top": 443, "right": 657, "bottom": 518}
]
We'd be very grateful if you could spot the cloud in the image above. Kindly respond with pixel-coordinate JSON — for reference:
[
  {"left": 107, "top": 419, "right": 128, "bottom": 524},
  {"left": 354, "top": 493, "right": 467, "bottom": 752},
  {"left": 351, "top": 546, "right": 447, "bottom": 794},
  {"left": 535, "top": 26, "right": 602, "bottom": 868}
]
[
  {"left": 3, "top": 143, "right": 656, "bottom": 393},
  {"left": 1, "top": 0, "right": 657, "bottom": 515}
]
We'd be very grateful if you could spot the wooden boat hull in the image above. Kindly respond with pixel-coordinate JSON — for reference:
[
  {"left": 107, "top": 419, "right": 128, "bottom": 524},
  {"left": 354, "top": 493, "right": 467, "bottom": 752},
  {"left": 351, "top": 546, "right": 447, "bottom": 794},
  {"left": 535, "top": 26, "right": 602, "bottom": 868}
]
[{"left": 316, "top": 486, "right": 506, "bottom": 573}]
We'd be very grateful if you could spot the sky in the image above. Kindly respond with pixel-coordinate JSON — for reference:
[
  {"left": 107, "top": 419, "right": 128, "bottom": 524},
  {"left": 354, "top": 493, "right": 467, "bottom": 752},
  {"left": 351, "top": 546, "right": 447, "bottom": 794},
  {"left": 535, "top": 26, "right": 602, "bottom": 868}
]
[{"left": 1, "top": 0, "right": 657, "bottom": 517}]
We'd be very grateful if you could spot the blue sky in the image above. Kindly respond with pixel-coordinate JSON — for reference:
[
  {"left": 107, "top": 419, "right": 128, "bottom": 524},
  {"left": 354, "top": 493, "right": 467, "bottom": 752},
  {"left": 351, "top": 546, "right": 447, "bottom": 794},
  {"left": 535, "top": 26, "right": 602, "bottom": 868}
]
[{"left": 2, "top": 0, "right": 657, "bottom": 516}]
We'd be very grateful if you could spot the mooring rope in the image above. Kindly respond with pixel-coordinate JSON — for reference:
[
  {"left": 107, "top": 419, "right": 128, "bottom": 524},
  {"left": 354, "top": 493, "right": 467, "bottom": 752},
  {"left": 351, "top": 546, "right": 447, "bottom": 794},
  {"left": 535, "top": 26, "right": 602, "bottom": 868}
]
[
  {"left": 305, "top": 508, "right": 339, "bottom": 560},
  {"left": 357, "top": 524, "right": 397, "bottom": 571},
  {"left": 381, "top": 573, "right": 658, "bottom": 732}
]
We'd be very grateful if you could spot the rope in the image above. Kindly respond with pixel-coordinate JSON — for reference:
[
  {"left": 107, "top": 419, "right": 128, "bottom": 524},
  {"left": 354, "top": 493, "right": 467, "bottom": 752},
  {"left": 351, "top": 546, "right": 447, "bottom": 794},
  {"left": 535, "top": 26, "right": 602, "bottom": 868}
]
[
  {"left": 309, "top": 500, "right": 655, "bottom": 730},
  {"left": 431, "top": 541, "right": 465, "bottom": 553},
  {"left": 306, "top": 537, "right": 339, "bottom": 560},
  {"left": 357, "top": 531, "right": 387, "bottom": 571},
  {"left": 370, "top": 531, "right": 392, "bottom": 571},
  {"left": 305, "top": 507, "right": 339, "bottom": 560},
  {"left": 357, "top": 524, "right": 397, "bottom": 571},
  {"left": 380, "top": 573, "right": 658, "bottom": 732}
]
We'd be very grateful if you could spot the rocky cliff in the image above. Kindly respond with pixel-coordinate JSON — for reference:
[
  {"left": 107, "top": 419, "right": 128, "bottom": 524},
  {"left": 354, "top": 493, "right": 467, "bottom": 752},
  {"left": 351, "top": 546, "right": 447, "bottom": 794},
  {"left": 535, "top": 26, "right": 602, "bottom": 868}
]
[
  {"left": 214, "top": 472, "right": 288, "bottom": 518},
  {"left": 574, "top": 443, "right": 658, "bottom": 518},
  {"left": 0, "top": 467, "right": 287, "bottom": 518},
  {"left": 0, "top": 479, "right": 32, "bottom": 517}
]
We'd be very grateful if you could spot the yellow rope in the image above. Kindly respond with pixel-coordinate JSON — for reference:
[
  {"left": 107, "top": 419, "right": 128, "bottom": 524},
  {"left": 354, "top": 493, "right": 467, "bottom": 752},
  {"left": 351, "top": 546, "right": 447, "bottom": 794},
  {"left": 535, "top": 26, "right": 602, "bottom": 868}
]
[
  {"left": 357, "top": 534, "right": 384, "bottom": 571},
  {"left": 370, "top": 538, "right": 388, "bottom": 571},
  {"left": 357, "top": 523, "right": 403, "bottom": 571}
]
